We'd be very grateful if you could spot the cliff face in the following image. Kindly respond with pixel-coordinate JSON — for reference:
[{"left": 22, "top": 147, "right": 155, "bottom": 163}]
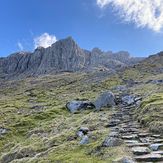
[{"left": 0, "top": 37, "right": 144, "bottom": 79}]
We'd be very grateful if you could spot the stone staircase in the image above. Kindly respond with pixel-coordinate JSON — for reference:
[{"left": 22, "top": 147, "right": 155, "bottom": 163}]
[{"left": 108, "top": 104, "right": 163, "bottom": 162}]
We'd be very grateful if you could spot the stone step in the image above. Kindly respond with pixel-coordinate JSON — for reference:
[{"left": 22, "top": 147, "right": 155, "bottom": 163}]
[
  {"left": 119, "top": 128, "right": 139, "bottom": 134},
  {"left": 154, "top": 139, "right": 163, "bottom": 143},
  {"left": 152, "top": 135, "right": 162, "bottom": 139},
  {"left": 152, "top": 151, "right": 163, "bottom": 155},
  {"left": 150, "top": 144, "right": 163, "bottom": 151},
  {"left": 138, "top": 133, "right": 151, "bottom": 138},
  {"left": 122, "top": 134, "right": 138, "bottom": 140},
  {"left": 124, "top": 140, "right": 139, "bottom": 145},
  {"left": 139, "top": 137, "right": 154, "bottom": 143},
  {"left": 131, "top": 147, "right": 151, "bottom": 155},
  {"left": 134, "top": 154, "right": 163, "bottom": 162},
  {"left": 127, "top": 143, "right": 150, "bottom": 147}
]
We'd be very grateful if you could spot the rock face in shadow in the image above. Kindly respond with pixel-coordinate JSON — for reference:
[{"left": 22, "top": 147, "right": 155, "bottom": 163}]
[{"left": 0, "top": 37, "right": 144, "bottom": 79}]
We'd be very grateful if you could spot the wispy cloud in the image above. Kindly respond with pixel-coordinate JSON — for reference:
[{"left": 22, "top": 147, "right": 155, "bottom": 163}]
[
  {"left": 34, "top": 33, "right": 57, "bottom": 48},
  {"left": 17, "top": 42, "right": 24, "bottom": 51},
  {"left": 96, "top": 0, "right": 163, "bottom": 32}
]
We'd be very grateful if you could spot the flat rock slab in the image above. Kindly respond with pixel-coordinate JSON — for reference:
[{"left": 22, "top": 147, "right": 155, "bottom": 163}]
[
  {"left": 134, "top": 154, "right": 163, "bottom": 162},
  {"left": 131, "top": 147, "right": 150, "bottom": 155}
]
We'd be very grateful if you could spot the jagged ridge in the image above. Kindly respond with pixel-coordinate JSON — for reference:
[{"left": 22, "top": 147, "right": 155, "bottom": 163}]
[{"left": 0, "top": 37, "right": 144, "bottom": 79}]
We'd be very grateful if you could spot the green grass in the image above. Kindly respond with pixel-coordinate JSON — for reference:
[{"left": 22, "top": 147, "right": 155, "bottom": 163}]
[
  {"left": 135, "top": 93, "right": 163, "bottom": 134},
  {"left": 0, "top": 71, "right": 162, "bottom": 162}
]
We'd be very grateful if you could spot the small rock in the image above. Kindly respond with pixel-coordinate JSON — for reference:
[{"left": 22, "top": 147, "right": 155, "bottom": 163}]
[
  {"left": 77, "top": 131, "right": 84, "bottom": 138},
  {"left": 77, "top": 127, "right": 89, "bottom": 137},
  {"left": 0, "top": 127, "right": 9, "bottom": 136},
  {"left": 122, "top": 95, "right": 135, "bottom": 106},
  {"left": 80, "top": 135, "right": 89, "bottom": 145},
  {"left": 114, "top": 85, "right": 127, "bottom": 92},
  {"left": 79, "top": 127, "right": 89, "bottom": 135}
]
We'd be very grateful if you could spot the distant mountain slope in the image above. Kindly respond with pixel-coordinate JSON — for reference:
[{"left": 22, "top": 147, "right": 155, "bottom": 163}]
[
  {"left": 0, "top": 37, "right": 144, "bottom": 79},
  {"left": 134, "top": 51, "right": 163, "bottom": 73}
]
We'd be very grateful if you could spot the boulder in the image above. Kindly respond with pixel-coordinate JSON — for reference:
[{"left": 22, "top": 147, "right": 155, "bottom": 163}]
[
  {"left": 94, "top": 91, "right": 116, "bottom": 110},
  {"left": 66, "top": 100, "right": 95, "bottom": 113},
  {"left": 102, "top": 137, "right": 123, "bottom": 147}
]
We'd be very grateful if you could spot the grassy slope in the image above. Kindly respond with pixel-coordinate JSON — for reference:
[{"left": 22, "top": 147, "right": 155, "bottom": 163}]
[
  {"left": 0, "top": 72, "right": 130, "bottom": 163},
  {"left": 0, "top": 68, "right": 162, "bottom": 162}
]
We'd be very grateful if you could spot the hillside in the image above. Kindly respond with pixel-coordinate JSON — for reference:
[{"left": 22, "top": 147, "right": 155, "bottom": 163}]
[{"left": 0, "top": 52, "right": 163, "bottom": 162}]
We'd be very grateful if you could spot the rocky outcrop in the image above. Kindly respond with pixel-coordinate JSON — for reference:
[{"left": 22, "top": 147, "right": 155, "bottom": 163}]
[{"left": 0, "top": 37, "right": 144, "bottom": 79}]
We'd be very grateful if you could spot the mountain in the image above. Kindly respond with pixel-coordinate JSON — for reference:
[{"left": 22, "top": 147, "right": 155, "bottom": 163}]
[{"left": 0, "top": 37, "right": 144, "bottom": 79}]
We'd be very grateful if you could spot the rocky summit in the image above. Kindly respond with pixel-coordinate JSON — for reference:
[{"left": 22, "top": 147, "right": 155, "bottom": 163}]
[
  {"left": 0, "top": 37, "right": 163, "bottom": 163},
  {"left": 0, "top": 37, "right": 144, "bottom": 80}
]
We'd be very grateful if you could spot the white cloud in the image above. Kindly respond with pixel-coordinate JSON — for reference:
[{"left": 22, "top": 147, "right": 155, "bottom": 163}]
[
  {"left": 34, "top": 33, "right": 57, "bottom": 48},
  {"left": 97, "top": 0, "right": 163, "bottom": 32},
  {"left": 17, "top": 42, "right": 24, "bottom": 51}
]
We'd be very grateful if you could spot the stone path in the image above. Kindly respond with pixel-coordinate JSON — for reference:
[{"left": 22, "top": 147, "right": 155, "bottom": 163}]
[{"left": 107, "top": 104, "right": 163, "bottom": 162}]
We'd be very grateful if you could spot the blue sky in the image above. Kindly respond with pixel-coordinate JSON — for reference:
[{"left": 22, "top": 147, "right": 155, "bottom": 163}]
[{"left": 0, "top": 0, "right": 163, "bottom": 57}]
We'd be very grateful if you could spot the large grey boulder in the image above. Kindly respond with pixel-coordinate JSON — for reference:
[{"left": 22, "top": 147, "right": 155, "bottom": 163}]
[
  {"left": 94, "top": 91, "right": 116, "bottom": 110},
  {"left": 66, "top": 100, "right": 95, "bottom": 113},
  {"left": 102, "top": 137, "right": 123, "bottom": 147}
]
